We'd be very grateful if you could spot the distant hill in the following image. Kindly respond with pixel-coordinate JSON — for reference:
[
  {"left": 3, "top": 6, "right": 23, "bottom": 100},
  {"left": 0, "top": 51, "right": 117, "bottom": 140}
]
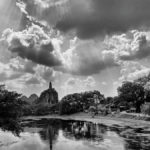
[
  {"left": 21, "top": 94, "right": 38, "bottom": 104},
  {"left": 21, "top": 95, "right": 28, "bottom": 102},
  {"left": 28, "top": 94, "right": 38, "bottom": 104}
]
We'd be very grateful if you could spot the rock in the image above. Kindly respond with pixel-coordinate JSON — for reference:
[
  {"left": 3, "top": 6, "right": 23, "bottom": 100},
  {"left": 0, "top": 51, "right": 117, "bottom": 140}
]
[{"left": 38, "top": 82, "right": 58, "bottom": 105}]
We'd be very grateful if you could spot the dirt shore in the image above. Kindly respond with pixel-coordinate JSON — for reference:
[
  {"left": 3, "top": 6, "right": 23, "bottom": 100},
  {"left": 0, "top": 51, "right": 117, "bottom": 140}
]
[{"left": 22, "top": 112, "right": 150, "bottom": 128}]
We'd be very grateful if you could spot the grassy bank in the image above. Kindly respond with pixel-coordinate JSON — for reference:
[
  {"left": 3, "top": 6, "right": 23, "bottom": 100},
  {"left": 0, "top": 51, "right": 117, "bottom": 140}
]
[{"left": 22, "top": 112, "right": 150, "bottom": 128}]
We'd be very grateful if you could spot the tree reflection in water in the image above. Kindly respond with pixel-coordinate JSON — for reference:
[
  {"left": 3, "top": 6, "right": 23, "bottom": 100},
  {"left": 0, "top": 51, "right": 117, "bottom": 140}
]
[
  {"left": 24, "top": 119, "right": 108, "bottom": 149},
  {"left": 2, "top": 118, "right": 150, "bottom": 150},
  {"left": 0, "top": 118, "right": 22, "bottom": 136},
  {"left": 62, "top": 121, "right": 107, "bottom": 142},
  {"left": 36, "top": 119, "right": 150, "bottom": 150}
]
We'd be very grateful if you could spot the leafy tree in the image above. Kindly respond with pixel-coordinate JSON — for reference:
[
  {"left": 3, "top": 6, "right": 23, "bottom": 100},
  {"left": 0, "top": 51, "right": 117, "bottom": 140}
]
[
  {"left": 0, "top": 85, "right": 23, "bottom": 134},
  {"left": 117, "top": 81, "right": 145, "bottom": 113},
  {"left": 134, "top": 73, "right": 150, "bottom": 103},
  {"left": 141, "top": 103, "right": 150, "bottom": 115},
  {"left": 134, "top": 73, "right": 150, "bottom": 86},
  {"left": 59, "top": 90, "right": 104, "bottom": 115},
  {"left": 0, "top": 85, "right": 23, "bottom": 119}
]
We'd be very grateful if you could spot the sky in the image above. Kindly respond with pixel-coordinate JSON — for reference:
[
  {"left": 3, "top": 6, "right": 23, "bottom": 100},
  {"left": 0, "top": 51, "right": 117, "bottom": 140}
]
[{"left": 1, "top": 0, "right": 150, "bottom": 99}]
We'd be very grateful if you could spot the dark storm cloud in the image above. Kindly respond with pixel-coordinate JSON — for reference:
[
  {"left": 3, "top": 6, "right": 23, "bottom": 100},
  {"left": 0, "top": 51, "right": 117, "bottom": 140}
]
[
  {"left": 70, "top": 60, "right": 118, "bottom": 76},
  {"left": 55, "top": 0, "right": 150, "bottom": 39},
  {"left": 17, "top": 0, "right": 150, "bottom": 39},
  {"left": 9, "top": 39, "right": 61, "bottom": 67},
  {"left": 61, "top": 40, "right": 119, "bottom": 76},
  {"left": 2, "top": 25, "right": 62, "bottom": 68}
]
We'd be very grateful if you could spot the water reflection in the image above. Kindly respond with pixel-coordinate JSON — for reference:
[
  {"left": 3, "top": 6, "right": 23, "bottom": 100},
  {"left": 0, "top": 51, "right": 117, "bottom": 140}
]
[
  {"left": 1, "top": 118, "right": 150, "bottom": 150},
  {"left": 0, "top": 118, "right": 22, "bottom": 136}
]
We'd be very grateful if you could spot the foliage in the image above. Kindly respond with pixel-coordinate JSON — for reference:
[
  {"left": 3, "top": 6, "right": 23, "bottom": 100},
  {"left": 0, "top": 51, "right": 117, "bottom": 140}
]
[
  {"left": 0, "top": 85, "right": 23, "bottom": 135},
  {"left": 59, "top": 91, "right": 104, "bottom": 115},
  {"left": 0, "top": 85, "right": 23, "bottom": 119},
  {"left": 117, "top": 81, "right": 145, "bottom": 112},
  {"left": 141, "top": 103, "right": 150, "bottom": 115},
  {"left": 33, "top": 103, "right": 59, "bottom": 115},
  {"left": 134, "top": 73, "right": 150, "bottom": 86}
]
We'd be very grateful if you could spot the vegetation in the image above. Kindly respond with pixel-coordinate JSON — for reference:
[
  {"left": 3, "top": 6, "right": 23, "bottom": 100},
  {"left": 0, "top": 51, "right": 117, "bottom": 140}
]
[
  {"left": 117, "top": 81, "right": 145, "bottom": 113},
  {"left": 141, "top": 103, "right": 150, "bottom": 115},
  {"left": 59, "top": 91, "right": 104, "bottom": 115},
  {"left": 0, "top": 85, "right": 23, "bottom": 135},
  {"left": 1, "top": 72, "right": 150, "bottom": 134}
]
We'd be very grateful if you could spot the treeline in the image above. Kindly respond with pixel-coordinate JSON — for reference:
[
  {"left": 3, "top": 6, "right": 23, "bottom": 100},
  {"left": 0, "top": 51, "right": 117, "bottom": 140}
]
[
  {"left": 59, "top": 91, "right": 104, "bottom": 115},
  {"left": 0, "top": 85, "right": 23, "bottom": 134},
  {"left": 19, "top": 90, "right": 104, "bottom": 116},
  {"left": 1, "top": 73, "right": 150, "bottom": 122},
  {"left": 59, "top": 73, "right": 150, "bottom": 115}
]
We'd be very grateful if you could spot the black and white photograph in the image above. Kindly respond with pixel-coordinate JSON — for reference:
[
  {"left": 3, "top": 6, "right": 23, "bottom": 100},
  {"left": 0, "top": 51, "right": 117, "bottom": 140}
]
[{"left": 1, "top": 0, "right": 150, "bottom": 150}]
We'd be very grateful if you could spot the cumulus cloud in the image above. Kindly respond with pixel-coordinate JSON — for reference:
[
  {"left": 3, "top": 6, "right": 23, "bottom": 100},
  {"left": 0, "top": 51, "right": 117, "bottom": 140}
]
[
  {"left": 62, "top": 76, "right": 96, "bottom": 95},
  {"left": 16, "top": 0, "right": 69, "bottom": 28},
  {"left": 34, "top": 65, "right": 56, "bottom": 82},
  {"left": 66, "top": 76, "right": 95, "bottom": 88},
  {"left": 104, "top": 30, "right": 150, "bottom": 62},
  {"left": 2, "top": 24, "right": 62, "bottom": 67},
  {"left": 0, "top": 61, "right": 24, "bottom": 82},
  {"left": 17, "top": 0, "right": 150, "bottom": 39},
  {"left": 62, "top": 37, "right": 118, "bottom": 75},
  {"left": 0, "top": 57, "right": 39, "bottom": 84},
  {"left": 8, "top": 58, "right": 37, "bottom": 74},
  {"left": 119, "top": 62, "right": 150, "bottom": 81},
  {"left": 119, "top": 31, "right": 150, "bottom": 60}
]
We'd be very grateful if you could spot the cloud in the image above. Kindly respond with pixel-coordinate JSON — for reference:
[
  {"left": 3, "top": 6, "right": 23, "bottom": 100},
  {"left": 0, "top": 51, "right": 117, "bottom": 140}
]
[
  {"left": 0, "top": 61, "right": 24, "bottom": 82},
  {"left": 8, "top": 58, "right": 37, "bottom": 74},
  {"left": 102, "top": 82, "right": 107, "bottom": 86},
  {"left": 119, "top": 61, "right": 150, "bottom": 81},
  {"left": 0, "top": 0, "right": 23, "bottom": 34},
  {"left": 2, "top": 24, "right": 62, "bottom": 67},
  {"left": 56, "top": 0, "right": 150, "bottom": 39},
  {"left": 67, "top": 78, "right": 76, "bottom": 86},
  {"left": 66, "top": 76, "right": 95, "bottom": 88},
  {"left": 62, "top": 37, "right": 118, "bottom": 75},
  {"left": 62, "top": 76, "right": 96, "bottom": 95},
  {"left": 103, "top": 30, "right": 150, "bottom": 62},
  {"left": 16, "top": 0, "right": 68, "bottom": 28},
  {"left": 119, "top": 31, "right": 150, "bottom": 60},
  {"left": 17, "top": 0, "right": 150, "bottom": 39},
  {"left": 34, "top": 65, "right": 56, "bottom": 82},
  {"left": 25, "top": 76, "right": 41, "bottom": 85}
]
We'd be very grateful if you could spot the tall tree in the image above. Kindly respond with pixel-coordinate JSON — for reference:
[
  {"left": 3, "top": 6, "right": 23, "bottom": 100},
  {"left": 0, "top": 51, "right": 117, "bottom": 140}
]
[
  {"left": 117, "top": 81, "right": 145, "bottom": 113},
  {"left": 0, "top": 85, "right": 23, "bottom": 134}
]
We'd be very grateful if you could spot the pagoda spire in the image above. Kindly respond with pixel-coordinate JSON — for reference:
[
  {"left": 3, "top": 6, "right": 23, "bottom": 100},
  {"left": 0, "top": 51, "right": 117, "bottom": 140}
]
[{"left": 49, "top": 81, "right": 52, "bottom": 89}]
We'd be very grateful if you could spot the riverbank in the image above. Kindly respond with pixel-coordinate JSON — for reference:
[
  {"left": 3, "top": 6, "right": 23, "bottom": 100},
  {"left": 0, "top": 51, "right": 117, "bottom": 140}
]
[{"left": 22, "top": 112, "right": 150, "bottom": 128}]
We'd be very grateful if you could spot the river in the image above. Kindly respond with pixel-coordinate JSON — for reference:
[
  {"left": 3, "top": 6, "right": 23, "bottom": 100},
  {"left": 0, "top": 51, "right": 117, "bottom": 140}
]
[{"left": 0, "top": 118, "right": 150, "bottom": 150}]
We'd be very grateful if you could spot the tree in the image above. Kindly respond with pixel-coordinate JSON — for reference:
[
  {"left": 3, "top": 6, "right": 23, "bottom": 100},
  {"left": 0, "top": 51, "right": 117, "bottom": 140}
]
[
  {"left": 134, "top": 73, "right": 150, "bottom": 86},
  {"left": 89, "top": 106, "right": 96, "bottom": 118},
  {"left": 0, "top": 86, "right": 23, "bottom": 119},
  {"left": 0, "top": 85, "right": 23, "bottom": 134},
  {"left": 59, "top": 90, "right": 104, "bottom": 115},
  {"left": 117, "top": 81, "right": 145, "bottom": 113},
  {"left": 141, "top": 103, "right": 150, "bottom": 116}
]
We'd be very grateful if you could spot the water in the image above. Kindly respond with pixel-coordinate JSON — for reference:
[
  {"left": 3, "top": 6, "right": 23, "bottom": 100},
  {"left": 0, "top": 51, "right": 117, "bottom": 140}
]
[{"left": 0, "top": 118, "right": 150, "bottom": 150}]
